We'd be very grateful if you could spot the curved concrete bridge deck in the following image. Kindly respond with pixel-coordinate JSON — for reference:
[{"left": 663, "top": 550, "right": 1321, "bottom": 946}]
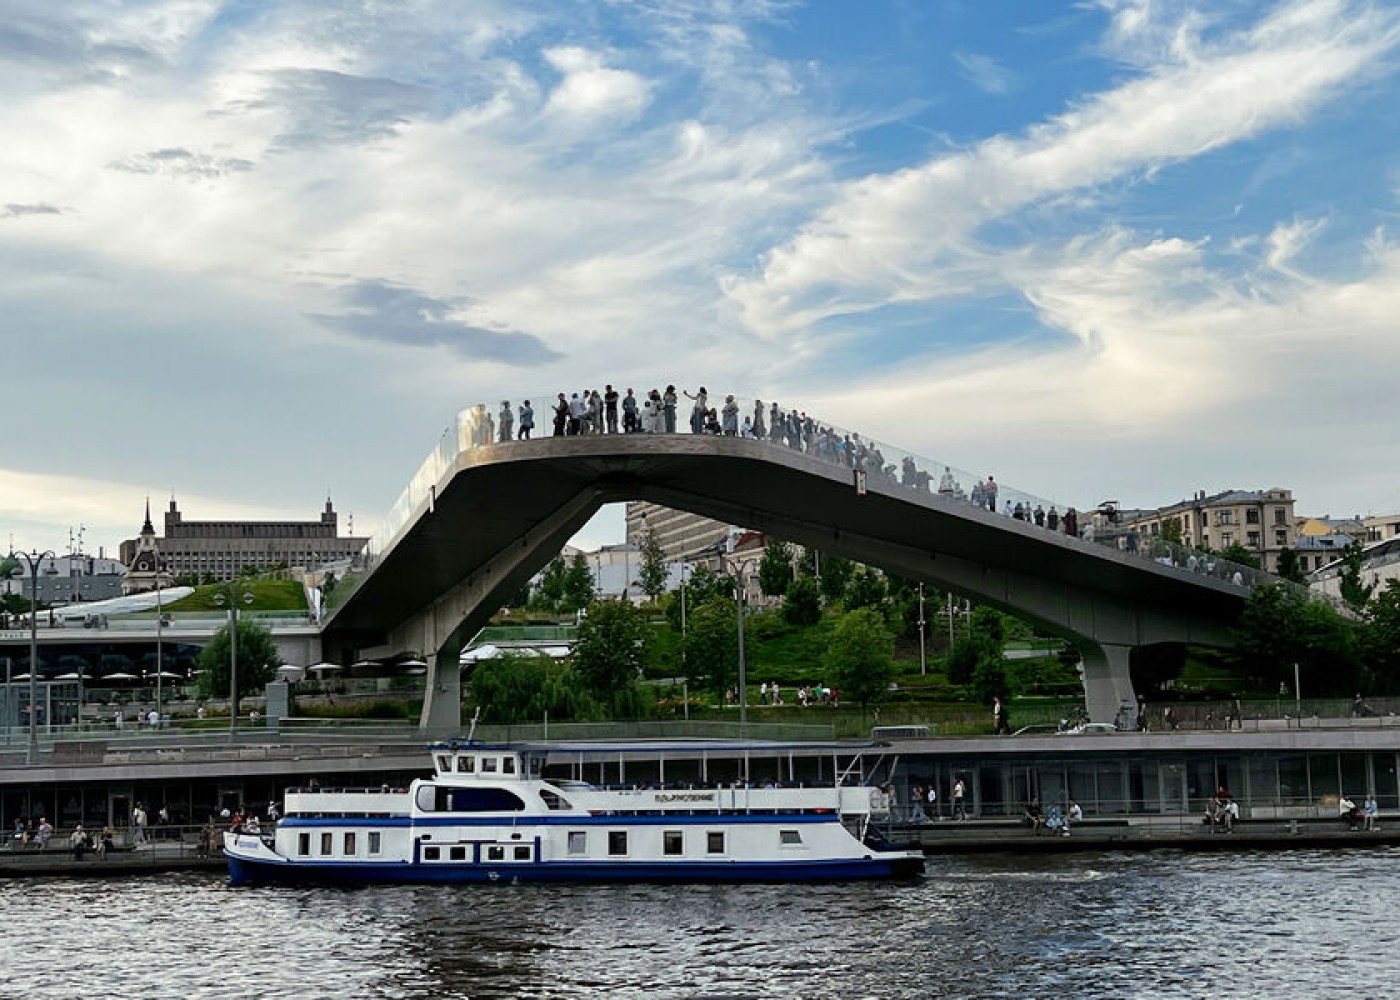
[{"left": 322, "top": 430, "right": 1259, "bottom": 729}]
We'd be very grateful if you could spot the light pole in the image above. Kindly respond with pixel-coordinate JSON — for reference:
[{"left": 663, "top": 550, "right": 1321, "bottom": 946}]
[
  {"left": 155, "top": 582, "right": 164, "bottom": 726},
  {"left": 214, "top": 585, "right": 254, "bottom": 739},
  {"left": 729, "top": 555, "right": 760, "bottom": 728},
  {"left": 11, "top": 550, "right": 57, "bottom": 765},
  {"left": 917, "top": 583, "right": 927, "bottom": 675}
]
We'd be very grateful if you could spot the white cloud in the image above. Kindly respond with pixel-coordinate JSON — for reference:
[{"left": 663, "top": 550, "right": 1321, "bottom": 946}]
[
  {"left": 954, "top": 52, "right": 1015, "bottom": 95},
  {"left": 542, "top": 46, "right": 651, "bottom": 121},
  {"left": 727, "top": 0, "right": 1400, "bottom": 338}
]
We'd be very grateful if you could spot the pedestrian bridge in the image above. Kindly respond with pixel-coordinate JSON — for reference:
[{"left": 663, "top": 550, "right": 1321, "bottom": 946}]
[{"left": 321, "top": 398, "right": 1274, "bottom": 729}]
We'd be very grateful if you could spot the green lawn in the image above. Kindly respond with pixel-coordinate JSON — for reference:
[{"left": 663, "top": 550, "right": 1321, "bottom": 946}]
[{"left": 163, "top": 578, "right": 308, "bottom": 613}]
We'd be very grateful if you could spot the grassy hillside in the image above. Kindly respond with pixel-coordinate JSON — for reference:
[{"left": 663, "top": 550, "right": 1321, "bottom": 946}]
[{"left": 162, "top": 578, "right": 308, "bottom": 613}]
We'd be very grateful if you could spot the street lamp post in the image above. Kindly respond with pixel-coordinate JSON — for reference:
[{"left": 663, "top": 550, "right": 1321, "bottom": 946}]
[
  {"left": 729, "top": 555, "right": 760, "bottom": 728},
  {"left": 917, "top": 583, "right": 927, "bottom": 675},
  {"left": 215, "top": 586, "right": 254, "bottom": 739},
  {"left": 155, "top": 582, "right": 164, "bottom": 727},
  {"left": 11, "top": 550, "right": 57, "bottom": 765}
]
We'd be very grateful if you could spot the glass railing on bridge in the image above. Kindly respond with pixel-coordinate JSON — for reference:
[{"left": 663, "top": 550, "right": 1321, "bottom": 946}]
[{"left": 322, "top": 391, "right": 1331, "bottom": 618}]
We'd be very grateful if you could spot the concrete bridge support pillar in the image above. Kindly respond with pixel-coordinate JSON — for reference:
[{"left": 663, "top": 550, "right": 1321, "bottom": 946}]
[
  {"left": 422, "top": 644, "right": 463, "bottom": 734},
  {"left": 1081, "top": 642, "right": 1136, "bottom": 727}
]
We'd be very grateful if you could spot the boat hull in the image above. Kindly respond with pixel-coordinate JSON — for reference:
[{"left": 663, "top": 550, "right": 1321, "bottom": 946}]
[{"left": 225, "top": 850, "right": 924, "bottom": 887}]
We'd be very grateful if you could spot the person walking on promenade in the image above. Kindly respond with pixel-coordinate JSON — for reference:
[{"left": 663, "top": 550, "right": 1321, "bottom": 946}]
[
  {"left": 952, "top": 778, "right": 967, "bottom": 821},
  {"left": 518, "top": 400, "right": 534, "bottom": 440},
  {"left": 35, "top": 817, "right": 53, "bottom": 850},
  {"left": 70, "top": 825, "right": 88, "bottom": 860}
]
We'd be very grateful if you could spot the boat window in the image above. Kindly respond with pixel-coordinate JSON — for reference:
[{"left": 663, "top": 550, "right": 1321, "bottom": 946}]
[
  {"left": 450, "top": 846, "right": 467, "bottom": 861},
  {"left": 486, "top": 845, "right": 505, "bottom": 861},
  {"left": 297, "top": 833, "right": 310, "bottom": 856},
  {"left": 513, "top": 845, "right": 531, "bottom": 861},
  {"left": 567, "top": 831, "right": 586, "bottom": 855},
  {"left": 320, "top": 832, "right": 333, "bottom": 855},
  {"left": 416, "top": 785, "right": 438, "bottom": 812},
  {"left": 538, "top": 789, "right": 573, "bottom": 811},
  {"left": 457, "top": 755, "right": 475, "bottom": 773},
  {"left": 608, "top": 831, "right": 628, "bottom": 856},
  {"left": 706, "top": 831, "right": 725, "bottom": 854},
  {"left": 437, "top": 787, "right": 527, "bottom": 812},
  {"left": 503, "top": 756, "right": 516, "bottom": 774},
  {"left": 663, "top": 830, "right": 684, "bottom": 856},
  {"left": 424, "top": 846, "right": 440, "bottom": 861},
  {"left": 368, "top": 832, "right": 382, "bottom": 855},
  {"left": 436, "top": 755, "right": 451, "bottom": 772},
  {"left": 780, "top": 830, "right": 803, "bottom": 846},
  {"left": 481, "top": 757, "right": 499, "bottom": 773},
  {"left": 344, "top": 832, "right": 357, "bottom": 855}
]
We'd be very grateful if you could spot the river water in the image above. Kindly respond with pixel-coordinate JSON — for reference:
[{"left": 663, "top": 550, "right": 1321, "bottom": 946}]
[{"left": 2, "top": 848, "right": 1395, "bottom": 998}]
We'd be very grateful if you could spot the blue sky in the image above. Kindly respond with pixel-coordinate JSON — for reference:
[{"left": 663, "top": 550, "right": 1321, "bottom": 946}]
[{"left": 3, "top": 0, "right": 1400, "bottom": 558}]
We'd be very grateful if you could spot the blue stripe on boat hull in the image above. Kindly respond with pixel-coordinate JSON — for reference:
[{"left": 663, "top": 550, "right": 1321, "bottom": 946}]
[{"left": 226, "top": 853, "right": 924, "bottom": 886}]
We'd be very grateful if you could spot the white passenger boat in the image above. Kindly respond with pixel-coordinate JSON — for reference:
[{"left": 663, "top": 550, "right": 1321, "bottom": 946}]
[{"left": 224, "top": 740, "right": 925, "bottom": 885}]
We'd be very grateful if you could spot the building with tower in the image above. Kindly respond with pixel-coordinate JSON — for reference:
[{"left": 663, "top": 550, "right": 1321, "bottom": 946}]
[{"left": 119, "top": 497, "right": 369, "bottom": 585}]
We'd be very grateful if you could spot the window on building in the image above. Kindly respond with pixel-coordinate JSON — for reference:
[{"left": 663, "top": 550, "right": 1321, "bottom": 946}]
[
  {"left": 567, "top": 831, "right": 587, "bottom": 855},
  {"left": 1247, "top": 532, "right": 1260, "bottom": 548},
  {"left": 1274, "top": 508, "right": 1287, "bottom": 525},
  {"left": 608, "top": 831, "right": 628, "bottom": 856},
  {"left": 1218, "top": 511, "right": 1234, "bottom": 525},
  {"left": 663, "top": 830, "right": 684, "bottom": 856},
  {"left": 1275, "top": 530, "right": 1287, "bottom": 546},
  {"left": 1222, "top": 532, "right": 1233, "bottom": 547},
  {"left": 706, "top": 831, "right": 725, "bottom": 854},
  {"left": 1246, "top": 508, "right": 1260, "bottom": 525}
]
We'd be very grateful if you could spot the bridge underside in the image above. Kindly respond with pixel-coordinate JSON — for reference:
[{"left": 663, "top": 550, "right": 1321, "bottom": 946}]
[{"left": 323, "top": 437, "right": 1244, "bottom": 729}]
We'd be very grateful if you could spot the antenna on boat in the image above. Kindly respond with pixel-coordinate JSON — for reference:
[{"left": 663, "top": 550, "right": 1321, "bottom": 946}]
[{"left": 465, "top": 705, "right": 481, "bottom": 744}]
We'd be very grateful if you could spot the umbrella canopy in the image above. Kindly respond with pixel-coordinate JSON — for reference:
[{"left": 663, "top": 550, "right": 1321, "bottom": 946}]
[
  {"left": 308, "top": 662, "right": 344, "bottom": 673},
  {"left": 55, "top": 672, "right": 93, "bottom": 681},
  {"left": 398, "top": 657, "right": 428, "bottom": 669},
  {"left": 459, "top": 644, "right": 501, "bottom": 663},
  {"left": 152, "top": 670, "right": 184, "bottom": 680},
  {"left": 103, "top": 672, "right": 138, "bottom": 681}
]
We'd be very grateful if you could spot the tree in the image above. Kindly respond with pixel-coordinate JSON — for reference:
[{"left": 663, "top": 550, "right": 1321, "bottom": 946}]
[
  {"left": 1362, "top": 580, "right": 1400, "bottom": 694},
  {"left": 946, "top": 606, "right": 1006, "bottom": 686},
  {"left": 1160, "top": 518, "right": 1184, "bottom": 545},
  {"left": 843, "top": 566, "right": 887, "bottom": 612},
  {"left": 815, "top": 553, "right": 853, "bottom": 604},
  {"left": 196, "top": 617, "right": 280, "bottom": 714},
  {"left": 971, "top": 654, "right": 1012, "bottom": 708},
  {"left": 1217, "top": 542, "right": 1261, "bottom": 571},
  {"left": 572, "top": 599, "right": 649, "bottom": 717},
  {"left": 534, "top": 556, "right": 568, "bottom": 611},
  {"left": 1275, "top": 548, "right": 1306, "bottom": 585},
  {"left": 682, "top": 596, "right": 741, "bottom": 699},
  {"left": 1230, "top": 583, "right": 1361, "bottom": 695},
  {"left": 637, "top": 529, "right": 670, "bottom": 602},
  {"left": 757, "top": 540, "right": 794, "bottom": 598},
  {"left": 1339, "top": 541, "right": 1375, "bottom": 612},
  {"left": 560, "top": 552, "right": 596, "bottom": 613},
  {"left": 469, "top": 653, "right": 600, "bottom": 724},
  {"left": 783, "top": 575, "right": 823, "bottom": 627},
  {"left": 822, "top": 608, "right": 894, "bottom": 709}
]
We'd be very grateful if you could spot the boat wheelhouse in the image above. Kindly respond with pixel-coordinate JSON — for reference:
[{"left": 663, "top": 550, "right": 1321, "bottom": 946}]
[{"left": 224, "top": 740, "right": 925, "bottom": 885}]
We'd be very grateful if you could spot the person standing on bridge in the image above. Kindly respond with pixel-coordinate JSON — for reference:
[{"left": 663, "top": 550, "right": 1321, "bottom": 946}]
[
  {"left": 622, "top": 389, "right": 638, "bottom": 432},
  {"left": 604, "top": 385, "right": 619, "bottom": 433},
  {"left": 685, "top": 387, "right": 708, "bottom": 433},
  {"left": 722, "top": 395, "right": 739, "bottom": 435},
  {"left": 752, "top": 399, "right": 765, "bottom": 438},
  {"left": 985, "top": 475, "right": 998, "bottom": 512},
  {"left": 498, "top": 401, "right": 513, "bottom": 443},
  {"left": 553, "top": 394, "right": 568, "bottom": 436},
  {"left": 518, "top": 400, "right": 534, "bottom": 440}
]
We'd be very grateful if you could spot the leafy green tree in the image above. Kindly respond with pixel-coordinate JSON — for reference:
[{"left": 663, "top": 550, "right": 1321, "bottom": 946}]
[
  {"left": 815, "top": 553, "right": 853, "bottom": 604},
  {"left": 757, "top": 540, "right": 794, "bottom": 598},
  {"left": 971, "top": 654, "right": 1012, "bottom": 707},
  {"left": 946, "top": 606, "right": 1006, "bottom": 686},
  {"left": 637, "top": 530, "right": 670, "bottom": 602},
  {"left": 1217, "top": 542, "right": 1261, "bottom": 571},
  {"left": 572, "top": 599, "right": 649, "bottom": 717},
  {"left": 1339, "top": 541, "right": 1375, "bottom": 612},
  {"left": 1160, "top": 519, "right": 1184, "bottom": 545},
  {"left": 1275, "top": 548, "right": 1306, "bottom": 585},
  {"left": 682, "top": 596, "right": 742, "bottom": 699},
  {"left": 196, "top": 617, "right": 280, "bottom": 715},
  {"left": 469, "top": 653, "right": 600, "bottom": 724},
  {"left": 561, "top": 552, "right": 596, "bottom": 613},
  {"left": 782, "top": 575, "right": 823, "bottom": 627},
  {"left": 534, "top": 556, "right": 568, "bottom": 611},
  {"left": 843, "top": 566, "right": 887, "bottom": 612},
  {"left": 1362, "top": 581, "right": 1400, "bottom": 694},
  {"left": 822, "top": 608, "right": 894, "bottom": 709},
  {"left": 1230, "top": 583, "right": 1361, "bottom": 695}
]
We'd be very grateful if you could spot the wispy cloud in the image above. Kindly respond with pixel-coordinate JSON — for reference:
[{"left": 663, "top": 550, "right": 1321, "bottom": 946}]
[
  {"left": 954, "top": 51, "right": 1015, "bottom": 94},
  {"left": 2, "top": 202, "right": 63, "bottom": 217}
]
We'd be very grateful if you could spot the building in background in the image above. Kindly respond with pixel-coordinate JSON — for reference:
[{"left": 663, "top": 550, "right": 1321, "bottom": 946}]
[
  {"left": 624, "top": 501, "right": 733, "bottom": 561},
  {"left": 1365, "top": 513, "right": 1400, "bottom": 544},
  {"left": 1117, "top": 488, "right": 1297, "bottom": 573},
  {"left": 119, "top": 497, "right": 368, "bottom": 587},
  {"left": 1, "top": 552, "right": 127, "bottom": 605}
]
